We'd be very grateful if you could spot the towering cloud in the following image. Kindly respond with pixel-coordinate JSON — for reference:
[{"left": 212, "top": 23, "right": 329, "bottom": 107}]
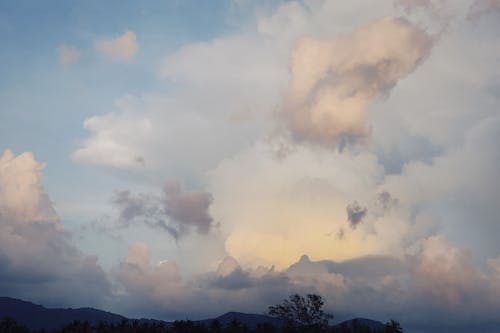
[
  {"left": 208, "top": 143, "right": 407, "bottom": 269},
  {"left": 64, "top": 1, "right": 500, "bottom": 330},
  {"left": 0, "top": 150, "right": 110, "bottom": 307},
  {"left": 281, "top": 17, "right": 432, "bottom": 147}
]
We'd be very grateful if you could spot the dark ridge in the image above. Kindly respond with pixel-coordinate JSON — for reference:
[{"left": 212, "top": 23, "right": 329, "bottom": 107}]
[
  {"left": 333, "top": 317, "right": 386, "bottom": 330},
  {"left": 0, "top": 296, "right": 387, "bottom": 332},
  {"left": 197, "top": 311, "right": 282, "bottom": 329},
  {"left": 0, "top": 297, "right": 125, "bottom": 330}
]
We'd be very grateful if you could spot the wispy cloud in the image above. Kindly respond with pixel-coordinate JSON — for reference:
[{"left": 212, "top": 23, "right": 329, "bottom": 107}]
[
  {"left": 95, "top": 31, "right": 137, "bottom": 61},
  {"left": 58, "top": 45, "right": 80, "bottom": 66}
]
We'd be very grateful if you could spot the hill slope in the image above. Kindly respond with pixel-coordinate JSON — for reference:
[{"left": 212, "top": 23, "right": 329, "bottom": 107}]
[
  {"left": 333, "top": 317, "right": 386, "bottom": 331},
  {"left": 0, "top": 297, "right": 126, "bottom": 330},
  {"left": 197, "top": 311, "right": 282, "bottom": 328}
]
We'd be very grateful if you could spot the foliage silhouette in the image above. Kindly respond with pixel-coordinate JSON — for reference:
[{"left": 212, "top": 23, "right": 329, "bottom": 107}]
[
  {"left": 384, "top": 320, "right": 403, "bottom": 333},
  {"left": 268, "top": 294, "right": 333, "bottom": 331}
]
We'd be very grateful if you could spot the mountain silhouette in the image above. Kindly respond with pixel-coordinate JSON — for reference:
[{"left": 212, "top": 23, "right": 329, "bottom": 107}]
[
  {"left": 0, "top": 296, "right": 386, "bottom": 331},
  {"left": 333, "top": 318, "right": 386, "bottom": 331},
  {"left": 0, "top": 297, "right": 125, "bottom": 330},
  {"left": 198, "top": 311, "right": 283, "bottom": 328}
]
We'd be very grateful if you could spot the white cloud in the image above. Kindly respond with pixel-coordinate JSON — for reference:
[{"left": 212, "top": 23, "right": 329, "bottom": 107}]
[
  {"left": 75, "top": 33, "right": 288, "bottom": 181},
  {"left": 73, "top": 1, "right": 397, "bottom": 181}
]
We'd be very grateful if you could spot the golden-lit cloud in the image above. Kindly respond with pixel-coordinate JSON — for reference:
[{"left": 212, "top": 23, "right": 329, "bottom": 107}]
[
  {"left": 281, "top": 17, "right": 432, "bottom": 147},
  {"left": 208, "top": 143, "right": 417, "bottom": 269}
]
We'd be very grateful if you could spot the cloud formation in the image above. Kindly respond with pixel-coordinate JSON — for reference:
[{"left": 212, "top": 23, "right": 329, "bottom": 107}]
[
  {"left": 96, "top": 31, "right": 137, "bottom": 61},
  {"left": 112, "top": 181, "right": 214, "bottom": 240},
  {"left": 208, "top": 143, "right": 410, "bottom": 269},
  {"left": 280, "top": 16, "right": 432, "bottom": 147},
  {"left": 65, "top": 1, "right": 500, "bottom": 331},
  {"left": 109, "top": 241, "right": 500, "bottom": 332},
  {"left": 0, "top": 150, "right": 110, "bottom": 307}
]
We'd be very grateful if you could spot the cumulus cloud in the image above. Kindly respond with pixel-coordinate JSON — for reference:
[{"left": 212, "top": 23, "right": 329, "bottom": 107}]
[
  {"left": 113, "top": 242, "right": 185, "bottom": 317},
  {"left": 73, "top": 1, "right": 394, "bottom": 180},
  {"left": 412, "top": 236, "right": 480, "bottom": 305},
  {"left": 114, "top": 250, "right": 278, "bottom": 318},
  {"left": 95, "top": 31, "right": 137, "bottom": 61},
  {"left": 112, "top": 181, "right": 214, "bottom": 240},
  {"left": 58, "top": 45, "right": 80, "bottom": 66},
  {"left": 110, "top": 243, "right": 500, "bottom": 332},
  {"left": 0, "top": 150, "right": 110, "bottom": 307},
  {"left": 207, "top": 142, "right": 427, "bottom": 269},
  {"left": 73, "top": 99, "right": 153, "bottom": 171},
  {"left": 280, "top": 16, "right": 432, "bottom": 148},
  {"left": 380, "top": 115, "right": 500, "bottom": 258}
]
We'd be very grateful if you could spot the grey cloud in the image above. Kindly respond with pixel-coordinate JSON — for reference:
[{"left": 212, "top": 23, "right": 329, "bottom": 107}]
[
  {"left": 109, "top": 245, "right": 500, "bottom": 333},
  {"left": 394, "top": 0, "right": 453, "bottom": 33},
  {"left": 113, "top": 190, "right": 160, "bottom": 226},
  {"left": 164, "top": 182, "right": 213, "bottom": 235},
  {"left": 112, "top": 182, "right": 214, "bottom": 239},
  {"left": 376, "top": 191, "right": 398, "bottom": 210},
  {"left": 346, "top": 201, "right": 367, "bottom": 228},
  {"left": 213, "top": 268, "right": 254, "bottom": 290},
  {"left": 287, "top": 254, "right": 407, "bottom": 280},
  {"left": 112, "top": 249, "right": 291, "bottom": 319},
  {"left": 394, "top": 0, "right": 435, "bottom": 14},
  {"left": 467, "top": 0, "right": 500, "bottom": 21}
]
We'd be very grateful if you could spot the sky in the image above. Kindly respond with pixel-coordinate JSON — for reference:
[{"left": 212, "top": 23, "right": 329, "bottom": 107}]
[{"left": 1, "top": 0, "right": 500, "bottom": 332}]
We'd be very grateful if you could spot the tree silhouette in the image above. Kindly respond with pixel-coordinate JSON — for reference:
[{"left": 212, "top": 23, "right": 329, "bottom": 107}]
[
  {"left": 0, "top": 317, "right": 29, "bottom": 333},
  {"left": 268, "top": 294, "right": 333, "bottom": 331},
  {"left": 384, "top": 320, "right": 403, "bottom": 333}
]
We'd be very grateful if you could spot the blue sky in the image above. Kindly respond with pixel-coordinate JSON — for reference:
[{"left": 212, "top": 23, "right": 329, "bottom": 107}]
[{"left": 1, "top": 1, "right": 500, "bottom": 332}]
